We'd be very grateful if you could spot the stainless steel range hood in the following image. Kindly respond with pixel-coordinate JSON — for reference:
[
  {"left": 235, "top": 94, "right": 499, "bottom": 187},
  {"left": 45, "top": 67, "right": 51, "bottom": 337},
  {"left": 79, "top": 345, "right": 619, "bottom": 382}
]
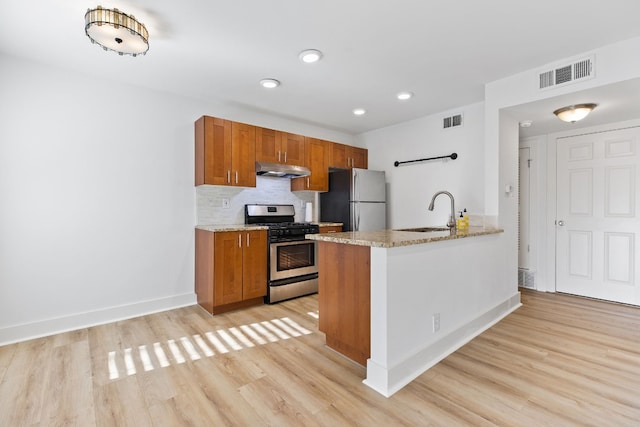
[{"left": 255, "top": 161, "right": 311, "bottom": 178}]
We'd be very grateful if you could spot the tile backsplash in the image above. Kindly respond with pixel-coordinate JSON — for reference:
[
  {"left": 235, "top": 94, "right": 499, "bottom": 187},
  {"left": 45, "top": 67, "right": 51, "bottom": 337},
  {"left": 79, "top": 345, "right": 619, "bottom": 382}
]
[{"left": 196, "top": 177, "right": 317, "bottom": 225}]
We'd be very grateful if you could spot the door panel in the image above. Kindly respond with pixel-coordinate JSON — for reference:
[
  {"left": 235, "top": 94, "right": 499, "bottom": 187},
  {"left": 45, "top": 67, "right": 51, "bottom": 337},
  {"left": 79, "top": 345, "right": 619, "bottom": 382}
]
[
  {"left": 351, "top": 202, "right": 386, "bottom": 232},
  {"left": 556, "top": 127, "right": 640, "bottom": 305}
]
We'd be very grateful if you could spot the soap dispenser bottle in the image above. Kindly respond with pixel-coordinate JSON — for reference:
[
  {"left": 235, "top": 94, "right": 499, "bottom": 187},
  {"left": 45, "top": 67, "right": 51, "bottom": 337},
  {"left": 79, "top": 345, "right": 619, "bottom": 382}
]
[
  {"left": 457, "top": 211, "right": 465, "bottom": 231},
  {"left": 463, "top": 208, "right": 469, "bottom": 229}
]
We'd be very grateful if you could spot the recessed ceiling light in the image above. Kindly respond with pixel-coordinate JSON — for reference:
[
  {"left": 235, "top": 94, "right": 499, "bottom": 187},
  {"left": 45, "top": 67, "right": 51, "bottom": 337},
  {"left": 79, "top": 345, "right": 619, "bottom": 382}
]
[
  {"left": 397, "top": 91, "right": 413, "bottom": 101},
  {"left": 260, "top": 78, "right": 280, "bottom": 89},
  {"left": 353, "top": 108, "right": 366, "bottom": 116},
  {"left": 519, "top": 120, "right": 533, "bottom": 128},
  {"left": 299, "top": 49, "right": 323, "bottom": 63}
]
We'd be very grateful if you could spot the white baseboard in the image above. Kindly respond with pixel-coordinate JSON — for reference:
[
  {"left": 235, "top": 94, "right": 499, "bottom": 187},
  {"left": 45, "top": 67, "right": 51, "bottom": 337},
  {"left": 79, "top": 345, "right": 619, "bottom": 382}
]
[
  {"left": 0, "top": 293, "right": 197, "bottom": 346},
  {"left": 364, "top": 292, "right": 522, "bottom": 397}
]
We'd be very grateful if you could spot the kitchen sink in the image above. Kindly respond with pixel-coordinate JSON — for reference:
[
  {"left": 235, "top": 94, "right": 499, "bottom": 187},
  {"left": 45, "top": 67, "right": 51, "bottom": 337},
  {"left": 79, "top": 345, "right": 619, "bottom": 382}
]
[{"left": 394, "top": 226, "right": 450, "bottom": 233}]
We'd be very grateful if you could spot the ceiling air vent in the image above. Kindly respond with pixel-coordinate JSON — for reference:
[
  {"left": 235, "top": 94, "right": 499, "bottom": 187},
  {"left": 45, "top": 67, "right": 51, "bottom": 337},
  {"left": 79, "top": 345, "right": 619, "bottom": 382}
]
[
  {"left": 443, "top": 113, "right": 463, "bottom": 129},
  {"left": 537, "top": 55, "right": 595, "bottom": 90}
]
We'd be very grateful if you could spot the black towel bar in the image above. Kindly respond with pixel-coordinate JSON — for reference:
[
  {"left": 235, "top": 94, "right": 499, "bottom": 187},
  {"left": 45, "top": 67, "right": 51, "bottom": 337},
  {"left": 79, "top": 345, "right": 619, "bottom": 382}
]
[{"left": 394, "top": 152, "right": 458, "bottom": 167}]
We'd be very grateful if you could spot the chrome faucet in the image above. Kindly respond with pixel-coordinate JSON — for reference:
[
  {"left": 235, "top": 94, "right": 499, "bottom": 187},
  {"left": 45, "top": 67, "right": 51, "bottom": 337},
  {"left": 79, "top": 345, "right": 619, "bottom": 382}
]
[{"left": 428, "top": 191, "right": 456, "bottom": 232}]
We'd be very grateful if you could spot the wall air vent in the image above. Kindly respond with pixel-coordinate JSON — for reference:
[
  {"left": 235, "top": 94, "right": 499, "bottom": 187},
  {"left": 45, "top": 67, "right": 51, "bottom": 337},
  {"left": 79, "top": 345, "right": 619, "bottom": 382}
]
[
  {"left": 443, "top": 113, "right": 463, "bottom": 129},
  {"left": 538, "top": 55, "right": 595, "bottom": 90}
]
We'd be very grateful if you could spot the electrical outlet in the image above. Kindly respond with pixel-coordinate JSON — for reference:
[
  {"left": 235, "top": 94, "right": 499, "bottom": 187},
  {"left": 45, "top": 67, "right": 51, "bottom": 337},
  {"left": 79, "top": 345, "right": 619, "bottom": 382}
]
[
  {"left": 432, "top": 313, "right": 440, "bottom": 333},
  {"left": 222, "top": 198, "right": 230, "bottom": 209}
]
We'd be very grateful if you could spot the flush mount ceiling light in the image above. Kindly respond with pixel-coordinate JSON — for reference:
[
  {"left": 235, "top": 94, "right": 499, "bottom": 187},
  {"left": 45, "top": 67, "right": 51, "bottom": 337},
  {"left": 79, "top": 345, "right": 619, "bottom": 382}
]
[
  {"left": 553, "top": 103, "right": 598, "bottom": 123},
  {"left": 85, "top": 6, "right": 149, "bottom": 56},
  {"left": 352, "top": 108, "right": 366, "bottom": 116},
  {"left": 298, "top": 49, "right": 323, "bottom": 63},
  {"left": 260, "top": 78, "right": 280, "bottom": 89},
  {"left": 397, "top": 91, "right": 413, "bottom": 101}
]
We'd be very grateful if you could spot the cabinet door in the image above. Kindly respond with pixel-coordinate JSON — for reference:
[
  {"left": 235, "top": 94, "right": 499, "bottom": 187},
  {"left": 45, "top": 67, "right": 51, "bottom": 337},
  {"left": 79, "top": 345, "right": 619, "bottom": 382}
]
[
  {"left": 319, "top": 225, "right": 342, "bottom": 233},
  {"left": 255, "top": 127, "right": 282, "bottom": 164},
  {"left": 195, "top": 116, "right": 232, "bottom": 185},
  {"left": 242, "top": 230, "right": 268, "bottom": 300},
  {"left": 231, "top": 122, "right": 256, "bottom": 187},
  {"left": 292, "top": 137, "right": 330, "bottom": 191},
  {"left": 214, "top": 232, "right": 243, "bottom": 305},
  {"left": 330, "top": 142, "right": 348, "bottom": 168},
  {"left": 281, "top": 132, "right": 305, "bottom": 165},
  {"left": 349, "top": 147, "right": 368, "bottom": 169}
]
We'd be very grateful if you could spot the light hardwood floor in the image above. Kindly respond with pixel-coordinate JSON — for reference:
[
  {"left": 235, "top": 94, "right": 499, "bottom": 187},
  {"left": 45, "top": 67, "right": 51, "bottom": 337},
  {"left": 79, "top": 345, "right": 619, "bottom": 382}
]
[{"left": 1, "top": 289, "right": 639, "bottom": 426}]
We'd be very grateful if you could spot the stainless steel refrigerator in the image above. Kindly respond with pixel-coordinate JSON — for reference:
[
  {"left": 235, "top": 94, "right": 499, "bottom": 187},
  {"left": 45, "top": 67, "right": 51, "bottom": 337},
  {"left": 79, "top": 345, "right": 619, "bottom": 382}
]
[{"left": 320, "top": 168, "right": 386, "bottom": 231}]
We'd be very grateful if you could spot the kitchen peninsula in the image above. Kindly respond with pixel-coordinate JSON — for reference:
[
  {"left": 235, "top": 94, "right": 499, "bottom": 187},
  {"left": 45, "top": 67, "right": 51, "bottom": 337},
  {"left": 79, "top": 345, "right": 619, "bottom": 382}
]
[{"left": 306, "top": 226, "right": 521, "bottom": 397}]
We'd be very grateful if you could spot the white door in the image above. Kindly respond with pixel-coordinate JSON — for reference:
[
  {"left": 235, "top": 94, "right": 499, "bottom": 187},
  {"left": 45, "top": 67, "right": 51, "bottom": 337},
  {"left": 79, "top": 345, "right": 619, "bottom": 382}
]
[
  {"left": 519, "top": 147, "right": 531, "bottom": 270},
  {"left": 556, "top": 127, "right": 640, "bottom": 305}
]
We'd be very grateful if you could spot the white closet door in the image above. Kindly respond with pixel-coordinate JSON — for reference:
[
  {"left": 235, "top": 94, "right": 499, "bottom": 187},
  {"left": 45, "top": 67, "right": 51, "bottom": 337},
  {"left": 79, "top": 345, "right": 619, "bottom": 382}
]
[
  {"left": 556, "top": 127, "right": 640, "bottom": 305},
  {"left": 519, "top": 147, "right": 531, "bottom": 270}
]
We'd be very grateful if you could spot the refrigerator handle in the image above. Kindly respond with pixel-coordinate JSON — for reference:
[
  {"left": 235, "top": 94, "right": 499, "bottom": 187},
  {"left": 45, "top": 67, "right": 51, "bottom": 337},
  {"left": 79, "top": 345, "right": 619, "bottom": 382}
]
[
  {"left": 353, "top": 169, "right": 359, "bottom": 202},
  {"left": 352, "top": 203, "right": 360, "bottom": 231}
]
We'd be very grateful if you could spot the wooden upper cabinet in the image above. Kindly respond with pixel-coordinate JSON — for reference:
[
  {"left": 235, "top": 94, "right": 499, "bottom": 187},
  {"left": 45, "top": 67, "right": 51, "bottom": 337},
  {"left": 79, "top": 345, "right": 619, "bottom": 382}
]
[
  {"left": 255, "top": 127, "right": 282, "bottom": 164},
  {"left": 195, "top": 116, "right": 256, "bottom": 187},
  {"left": 291, "top": 137, "right": 330, "bottom": 192},
  {"left": 231, "top": 122, "right": 256, "bottom": 187},
  {"left": 349, "top": 146, "right": 368, "bottom": 169},
  {"left": 255, "top": 128, "right": 305, "bottom": 166},
  {"left": 330, "top": 142, "right": 368, "bottom": 169},
  {"left": 195, "top": 116, "right": 232, "bottom": 186},
  {"left": 280, "top": 132, "right": 305, "bottom": 165}
]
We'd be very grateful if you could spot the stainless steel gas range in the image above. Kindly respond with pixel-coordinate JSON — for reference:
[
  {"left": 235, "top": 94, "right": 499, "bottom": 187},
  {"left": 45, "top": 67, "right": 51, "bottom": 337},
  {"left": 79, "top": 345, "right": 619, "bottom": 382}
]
[{"left": 245, "top": 204, "right": 319, "bottom": 303}]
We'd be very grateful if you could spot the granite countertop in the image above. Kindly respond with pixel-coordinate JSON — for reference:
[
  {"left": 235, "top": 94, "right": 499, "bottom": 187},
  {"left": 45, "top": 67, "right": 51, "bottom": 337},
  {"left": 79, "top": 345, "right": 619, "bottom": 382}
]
[
  {"left": 196, "top": 222, "right": 342, "bottom": 232},
  {"left": 196, "top": 224, "right": 269, "bottom": 232},
  {"left": 305, "top": 226, "right": 504, "bottom": 248}
]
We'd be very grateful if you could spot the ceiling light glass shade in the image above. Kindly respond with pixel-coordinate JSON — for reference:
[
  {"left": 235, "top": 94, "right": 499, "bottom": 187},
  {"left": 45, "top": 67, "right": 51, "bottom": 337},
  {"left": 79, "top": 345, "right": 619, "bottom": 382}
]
[
  {"left": 299, "top": 49, "right": 323, "bottom": 63},
  {"left": 397, "top": 91, "right": 413, "bottom": 100},
  {"left": 260, "top": 79, "right": 280, "bottom": 89},
  {"left": 352, "top": 108, "right": 366, "bottom": 116},
  {"left": 553, "top": 103, "right": 597, "bottom": 123},
  {"left": 85, "top": 6, "right": 149, "bottom": 56}
]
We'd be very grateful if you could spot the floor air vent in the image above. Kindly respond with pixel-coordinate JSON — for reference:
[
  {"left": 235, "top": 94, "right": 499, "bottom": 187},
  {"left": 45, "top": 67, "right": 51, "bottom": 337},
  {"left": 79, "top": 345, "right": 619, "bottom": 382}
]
[
  {"left": 518, "top": 269, "right": 536, "bottom": 289},
  {"left": 538, "top": 56, "right": 594, "bottom": 90},
  {"left": 443, "top": 113, "right": 463, "bottom": 129}
]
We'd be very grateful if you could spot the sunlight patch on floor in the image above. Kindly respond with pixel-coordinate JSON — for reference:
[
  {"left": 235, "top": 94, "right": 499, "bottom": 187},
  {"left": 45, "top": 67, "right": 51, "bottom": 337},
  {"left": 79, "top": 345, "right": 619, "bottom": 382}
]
[{"left": 106, "top": 316, "right": 312, "bottom": 380}]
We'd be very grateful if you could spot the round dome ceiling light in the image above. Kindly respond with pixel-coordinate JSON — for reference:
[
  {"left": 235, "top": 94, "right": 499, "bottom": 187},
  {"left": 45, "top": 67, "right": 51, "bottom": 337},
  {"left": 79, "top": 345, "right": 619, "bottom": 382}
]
[
  {"left": 397, "top": 91, "right": 413, "bottom": 101},
  {"left": 260, "top": 79, "right": 280, "bottom": 89},
  {"left": 553, "top": 103, "right": 597, "bottom": 123},
  {"left": 352, "top": 108, "right": 366, "bottom": 116},
  {"left": 299, "top": 49, "right": 323, "bottom": 63}
]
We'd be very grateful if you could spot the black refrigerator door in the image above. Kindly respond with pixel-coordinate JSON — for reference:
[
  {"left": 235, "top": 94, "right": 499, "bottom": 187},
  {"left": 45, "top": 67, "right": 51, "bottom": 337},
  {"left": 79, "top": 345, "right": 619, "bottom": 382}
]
[{"left": 320, "top": 168, "right": 352, "bottom": 230}]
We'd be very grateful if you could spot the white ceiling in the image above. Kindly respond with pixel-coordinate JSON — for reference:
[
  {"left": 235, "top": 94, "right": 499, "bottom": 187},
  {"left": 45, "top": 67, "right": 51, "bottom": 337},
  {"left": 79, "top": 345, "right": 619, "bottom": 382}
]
[{"left": 2, "top": 1, "right": 640, "bottom": 135}]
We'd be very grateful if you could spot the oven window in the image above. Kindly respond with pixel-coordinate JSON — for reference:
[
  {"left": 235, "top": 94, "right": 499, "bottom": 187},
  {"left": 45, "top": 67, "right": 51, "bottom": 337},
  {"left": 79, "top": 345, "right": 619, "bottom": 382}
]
[{"left": 277, "top": 242, "right": 315, "bottom": 271}]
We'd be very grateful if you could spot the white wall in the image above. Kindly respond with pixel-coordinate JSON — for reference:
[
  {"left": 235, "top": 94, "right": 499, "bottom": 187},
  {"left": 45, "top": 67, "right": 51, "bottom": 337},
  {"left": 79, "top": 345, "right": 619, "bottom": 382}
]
[
  {"left": 359, "top": 102, "right": 485, "bottom": 229},
  {"left": 0, "top": 54, "right": 353, "bottom": 344}
]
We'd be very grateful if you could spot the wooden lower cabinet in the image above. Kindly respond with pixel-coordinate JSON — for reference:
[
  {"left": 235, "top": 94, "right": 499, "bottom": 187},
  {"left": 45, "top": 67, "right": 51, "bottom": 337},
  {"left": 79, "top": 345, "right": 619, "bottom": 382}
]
[
  {"left": 319, "top": 225, "right": 342, "bottom": 234},
  {"left": 195, "top": 229, "right": 267, "bottom": 314},
  {"left": 317, "top": 241, "right": 370, "bottom": 366}
]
